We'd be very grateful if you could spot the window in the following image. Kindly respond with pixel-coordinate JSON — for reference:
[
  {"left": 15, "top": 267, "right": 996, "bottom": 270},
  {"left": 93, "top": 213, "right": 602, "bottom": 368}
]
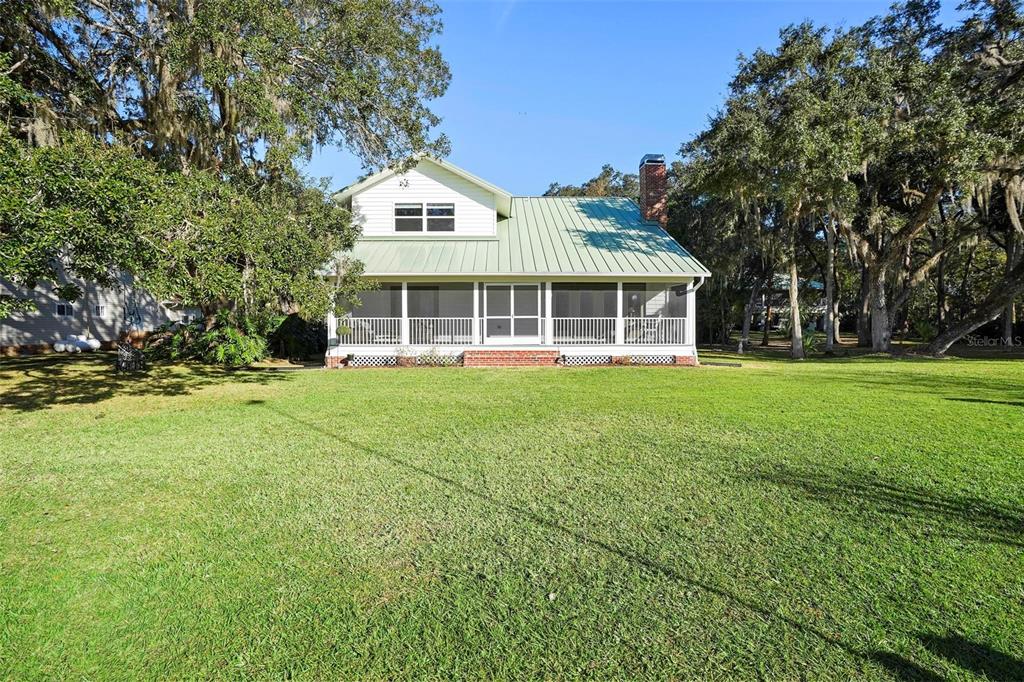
[
  {"left": 622, "top": 284, "right": 689, "bottom": 318},
  {"left": 408, "top": 284, "right": 473, "bottom": 317},
  {"left": 395, "top": 203, "right": 423, "bottom": 231},
  {"left": 55, "top": 302, "right": 73, "bottom": 317},
  {"left": 350, "top": 284, "right": 403, "bottom": 318},
  {"left": 426, "top": 203, "right": 455, "bottom": 231},
  {"left": 94, "top": 305, "right": 106, "bottom": 317},
  {"left": 394, "top": 203, "right": 456, "bottom": 232},
  {"left": 552, "top": 284, "right": 617, "bottom": 317}
]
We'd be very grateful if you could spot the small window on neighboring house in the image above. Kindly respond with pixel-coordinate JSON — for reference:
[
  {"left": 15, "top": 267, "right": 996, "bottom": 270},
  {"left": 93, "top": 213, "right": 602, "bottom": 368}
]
[
  {"left": 55, "top": 302, "right": 73, "bottom": 317},
  {"left": 395, "top": 203, "right": 424, "bottom": 232},
  {"left": 426, "top": 203, "right": 455, "bottom": 231},
  {"left": 94, "top": 305, "right": 106, "bottom": 317}
]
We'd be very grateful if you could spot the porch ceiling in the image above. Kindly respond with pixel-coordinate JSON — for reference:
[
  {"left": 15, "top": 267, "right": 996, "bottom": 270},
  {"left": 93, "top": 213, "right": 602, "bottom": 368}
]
[{"left": 341, "top": 197, "right": 711, "bottom": 278}]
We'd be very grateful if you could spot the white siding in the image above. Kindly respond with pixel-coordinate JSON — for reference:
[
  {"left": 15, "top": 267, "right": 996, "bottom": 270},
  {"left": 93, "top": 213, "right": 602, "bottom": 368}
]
[
  {"left": 351, "top": 162, "right": 497, "bottom": 237},
  {"left": 1, "top": 273, "right": 199, "bottom": 348}
]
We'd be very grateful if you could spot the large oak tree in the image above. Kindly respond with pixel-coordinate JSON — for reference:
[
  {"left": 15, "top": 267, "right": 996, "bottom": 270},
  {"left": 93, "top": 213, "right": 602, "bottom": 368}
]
[{"left": 1, "top": 0, "right": 451, "bottom": 326}]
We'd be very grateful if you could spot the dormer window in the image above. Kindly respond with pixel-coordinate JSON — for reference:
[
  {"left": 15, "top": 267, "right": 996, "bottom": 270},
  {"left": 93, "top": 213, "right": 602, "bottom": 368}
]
[
  {"left": 394, "top": 203, "right": 455, "bottom": 232},
  {"left": 426, "top": 203, "right": 455, "bottom": 231},
  {"left": 395, "top": 203, "right": 423, "bottom": 231}
]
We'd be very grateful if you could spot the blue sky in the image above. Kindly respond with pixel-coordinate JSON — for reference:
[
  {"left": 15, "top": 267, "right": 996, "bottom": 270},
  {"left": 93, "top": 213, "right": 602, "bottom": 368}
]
[{"left": 303, "top": 0, "right": 958, "bottom": 196}]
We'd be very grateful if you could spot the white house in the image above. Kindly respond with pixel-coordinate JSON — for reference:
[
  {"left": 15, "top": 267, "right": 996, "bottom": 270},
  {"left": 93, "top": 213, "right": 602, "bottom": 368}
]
[
  {"left": 326, "top": 154, "right": 710, "bottom": 367},
  {"left": 0, "top": 271, "right": 197, "bottom": 354}
]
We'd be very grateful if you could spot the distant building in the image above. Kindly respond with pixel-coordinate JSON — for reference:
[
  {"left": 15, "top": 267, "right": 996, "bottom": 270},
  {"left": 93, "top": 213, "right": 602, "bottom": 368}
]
[
  {"left": 1, "top": 271, "right": 199, "bottom": 353},
  {"left": 753, "top": 274, "right": 826, "bottom": 332}
]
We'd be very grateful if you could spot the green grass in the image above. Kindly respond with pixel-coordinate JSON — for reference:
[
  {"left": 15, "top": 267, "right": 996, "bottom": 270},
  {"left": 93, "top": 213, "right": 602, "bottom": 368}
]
[{"left": 1, "top": 353, "right": 1022, "bottom": 680}]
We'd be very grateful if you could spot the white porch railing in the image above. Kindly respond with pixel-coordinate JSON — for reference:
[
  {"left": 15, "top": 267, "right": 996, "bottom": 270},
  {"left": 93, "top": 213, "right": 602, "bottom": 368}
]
[
  {"left": 335, "top": 315, "right": 688, "bottom": 346},
  {"left": 337, "top": 316, "right": 401, "bottom": 345},
  {"left": 410, "top": 317, "right": 474, "bottom": 345},
  {"left": 623, "top": 317, "right": 687, "bottom": 345},
  {"left": 552, "top": 317, "right": 616, "bottom": 344}
]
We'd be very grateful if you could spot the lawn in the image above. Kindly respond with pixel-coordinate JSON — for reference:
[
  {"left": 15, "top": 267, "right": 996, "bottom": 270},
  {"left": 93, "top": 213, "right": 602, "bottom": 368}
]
[{"left": 1, "top": 353, "right": 1022, "bottom": 680}]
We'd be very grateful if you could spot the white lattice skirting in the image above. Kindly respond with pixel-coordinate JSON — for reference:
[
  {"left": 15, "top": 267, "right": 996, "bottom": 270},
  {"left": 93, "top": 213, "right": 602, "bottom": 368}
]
[
  {"left": 630, "top": 355, "right": 676, "bottom": 365},
  {"left": 349, "top": 355, "right": 398, "bottom": 368},
  {"left": 562, "top": 355, "right": 614, "bottom": 366}
]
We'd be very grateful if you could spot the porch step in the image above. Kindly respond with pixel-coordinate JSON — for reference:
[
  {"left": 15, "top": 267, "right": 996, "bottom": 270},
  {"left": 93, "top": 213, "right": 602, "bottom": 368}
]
[{"left": 463, "top": 350, "right": 560, "bottom": 367}]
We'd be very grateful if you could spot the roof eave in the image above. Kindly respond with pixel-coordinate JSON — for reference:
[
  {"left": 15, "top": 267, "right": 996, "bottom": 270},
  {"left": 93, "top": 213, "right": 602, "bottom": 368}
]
[{"left": 333, "top": 157, "right": 513, "bottom": 217}]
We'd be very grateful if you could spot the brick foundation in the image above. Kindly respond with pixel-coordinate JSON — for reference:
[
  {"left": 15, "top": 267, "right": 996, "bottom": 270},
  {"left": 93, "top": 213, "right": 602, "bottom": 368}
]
[
  {"left": 464, "top": 350, "right": 560, "bottom": 367},
  {"left": 674, "top": 355, "right": 698, "bottom": 366},
  {"left": 325, "top": 355, "right": 346, "bottom": 369}
]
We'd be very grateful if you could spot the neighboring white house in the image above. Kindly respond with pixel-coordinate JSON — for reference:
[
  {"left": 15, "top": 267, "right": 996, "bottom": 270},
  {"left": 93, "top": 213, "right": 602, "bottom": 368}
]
[
  {"left": 0, "top": 271, "right": 197, "bottom": 353},
  {"left": 326, "top": 154, "right": 710, "bottom": 367}
]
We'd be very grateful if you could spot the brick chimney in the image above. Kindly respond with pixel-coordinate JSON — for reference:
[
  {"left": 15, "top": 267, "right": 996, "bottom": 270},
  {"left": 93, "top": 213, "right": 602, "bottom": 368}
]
[{"left": 639, "top": 153, "right": 668, "bottom": 227}]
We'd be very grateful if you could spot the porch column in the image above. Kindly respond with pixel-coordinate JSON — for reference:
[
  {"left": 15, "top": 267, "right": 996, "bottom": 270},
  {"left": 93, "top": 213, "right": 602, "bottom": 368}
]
[
  {"left": 686, "top": 280, "right": 697, "bottom": 346},
  {"left": 326, "top": 308, "right": 337, "bottom": 346},
  {"left": 472, "top": 282, "right": 480, "bottom": 345},
  {"left": 544, "top": 282, "right": 553, "bottom": 345},
  {"left": 615, "top": 281, "right": 625, "bottom": 345},
  {"left": 400, "top": 282, "right": 410, "bottom": 345}
]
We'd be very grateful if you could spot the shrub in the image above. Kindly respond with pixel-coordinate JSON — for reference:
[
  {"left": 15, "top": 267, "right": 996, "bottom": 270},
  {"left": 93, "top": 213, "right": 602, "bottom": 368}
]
[
  {"left": 416, "top": 348, "right": 462, "bottom": 367},
  {"left": 912, "top": 319, "right": 937, "bottom": 342},
  {"left": 203, "top": 326, "right": 268, "bottom": 367},
  {"left": 268, "top": 314, "right": 327, "bottom": 361},
  {"left": 145, "top": 320, "right": 268, "bottom": 367}
]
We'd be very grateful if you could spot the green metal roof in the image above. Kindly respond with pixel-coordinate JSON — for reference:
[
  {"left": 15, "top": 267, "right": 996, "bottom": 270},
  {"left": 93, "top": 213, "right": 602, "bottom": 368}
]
[{"left": 347, "top": 196, "right": 710, "bottom": 278}]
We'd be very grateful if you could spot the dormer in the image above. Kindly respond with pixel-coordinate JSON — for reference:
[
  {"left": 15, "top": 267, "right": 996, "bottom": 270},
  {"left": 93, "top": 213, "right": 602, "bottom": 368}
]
[{"left": 335, "top": 158, "right": 511, "bottom": 238}]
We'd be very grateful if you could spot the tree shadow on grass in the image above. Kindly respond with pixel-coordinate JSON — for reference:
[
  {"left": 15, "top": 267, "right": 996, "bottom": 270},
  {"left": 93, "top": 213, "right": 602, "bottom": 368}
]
[
  {"left": 945, "top": 397, "right": 1024, "bottom": 408},
  {"left": 260, "top": 404, "right": 950, "bottom": 677},
  {"left": 919, "top": 634, "right": 1024, "bottom": 681},
  {"left": 835, "top": 369, "right": 1024, "bottom": 401},
  {"left": 0, "top": 354, "right": 293, "bottom": 412},
  {"left": 746, "top": 465, "right": 1024, "bottom": 549},
  {"left": 870, "top": 633, "right": 1024, "bottom": 681}
]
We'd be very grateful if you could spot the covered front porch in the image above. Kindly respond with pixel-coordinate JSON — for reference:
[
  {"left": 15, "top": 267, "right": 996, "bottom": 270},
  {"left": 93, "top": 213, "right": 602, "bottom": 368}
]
[{"left": 327, "top": 279, "right": 699, "bottom": 363}]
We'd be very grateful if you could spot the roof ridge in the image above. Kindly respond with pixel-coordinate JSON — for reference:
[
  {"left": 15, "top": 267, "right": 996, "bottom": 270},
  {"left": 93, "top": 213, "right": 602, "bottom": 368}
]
[{"left": 514, "top": 195, "right": 634, "bottom": 199}]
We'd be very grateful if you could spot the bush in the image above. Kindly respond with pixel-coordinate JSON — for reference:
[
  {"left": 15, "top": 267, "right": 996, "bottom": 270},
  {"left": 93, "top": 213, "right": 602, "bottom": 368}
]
[
  {"left": 267, "top": 314, "right": 327, "bottom": 361},
  {"left": 202, "top": 325, "right": 268, "bottom": 366},
  {"left": 416, "top": 348, "right": 462, "bottom": 367},
  {"left": 145, "top": 320, "right": 268, "bottom": 367},
  {"left": 912, "top": 319, "right": 937, "bottom": 342}
]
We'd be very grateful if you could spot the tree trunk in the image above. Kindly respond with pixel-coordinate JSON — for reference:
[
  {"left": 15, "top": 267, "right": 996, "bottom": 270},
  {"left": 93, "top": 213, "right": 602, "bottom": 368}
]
[
  {"left": 927, "top": 261, "right": 1024, "bottom": 354},
  {"left": 720, "top": 293, "right": 730, "bottom": 345},
  {"left": 824, "top": 224, "right": 836, "bottom": 354},
  {"left": 201, "top": 303, "right": 220, "bottom": 330},
  {"left": 788, "top": 255, "right": 804, "bottom": 359},
  {"left": 936, "top": 253, "right": 947, "bottom": 334},
  {"left": 1003, "top": 303, "right": 1016, "bottom": 346},
  {"left": 890, "top": 240, "right": 914, "bottom": 341},
  {"left": 857, "top": 265, "right": 871, "bottom": 347},
  {"left": 831, "top": 257, "right": 842, "bottom": 345},
  {"left": 761, "top": 294, "right": 771, "bottom": 346},
  {"left": 833, "top": 297, "right": 842, "bottom": 344},
  {"left": 738, "top": 279, "right": 763, "bottom": 354},
  {"left": 1002, "top": 231, "right": 1019, "bottom": 346},
  {"left": 867, "top": 262, "right": 891, "bottom": 352}
]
